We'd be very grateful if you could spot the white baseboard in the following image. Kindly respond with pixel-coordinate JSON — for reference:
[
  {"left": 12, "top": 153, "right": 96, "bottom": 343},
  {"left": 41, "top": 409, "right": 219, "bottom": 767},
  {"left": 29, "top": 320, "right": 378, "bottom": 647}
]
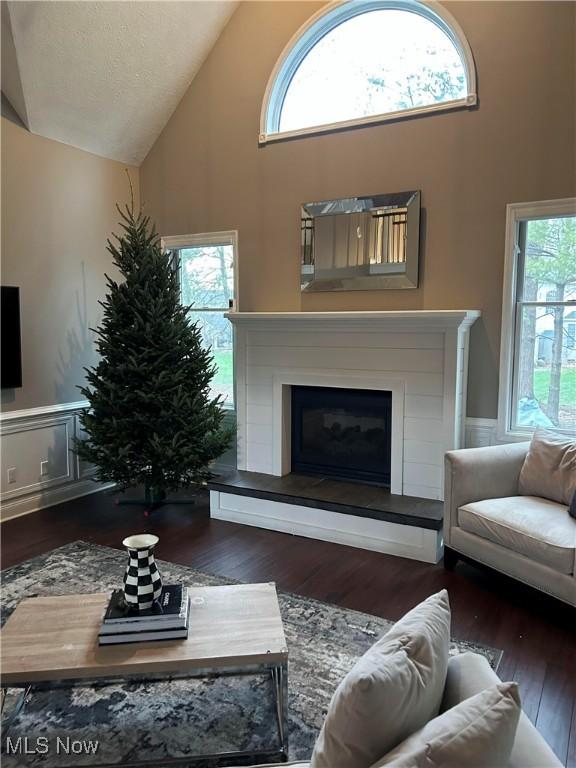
[
  {"left": 0, "top": 478, "right": 114, "bottom": 522},
  {"left": 210, "top": 491, "right": 443, "bottom": 563}
]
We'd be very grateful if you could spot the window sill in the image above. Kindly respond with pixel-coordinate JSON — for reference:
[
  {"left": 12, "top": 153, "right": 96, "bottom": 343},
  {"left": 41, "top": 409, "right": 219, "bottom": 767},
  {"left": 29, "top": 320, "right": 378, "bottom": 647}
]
[
  {"left": 496, "top": 425, "right": 534, "bottom": 444},
  {"left": 259, "top": 96, "right": 476, "bottom": 145}
]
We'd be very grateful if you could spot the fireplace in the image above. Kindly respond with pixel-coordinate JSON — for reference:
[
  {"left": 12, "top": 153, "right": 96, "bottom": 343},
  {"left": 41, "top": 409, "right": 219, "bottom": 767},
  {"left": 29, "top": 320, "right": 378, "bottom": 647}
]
[
  {"left": 212, "top": 311, "right": 481, "bottom": 562},
  {"left": 291, "top": 386, "right": 392, "bottom": 485}
]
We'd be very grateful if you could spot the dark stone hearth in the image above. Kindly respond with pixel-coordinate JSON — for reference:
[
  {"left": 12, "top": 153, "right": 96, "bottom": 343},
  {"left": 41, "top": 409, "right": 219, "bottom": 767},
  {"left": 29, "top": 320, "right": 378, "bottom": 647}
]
[{"left": 208, "top": 471, "right": 444, "bottom": 531}]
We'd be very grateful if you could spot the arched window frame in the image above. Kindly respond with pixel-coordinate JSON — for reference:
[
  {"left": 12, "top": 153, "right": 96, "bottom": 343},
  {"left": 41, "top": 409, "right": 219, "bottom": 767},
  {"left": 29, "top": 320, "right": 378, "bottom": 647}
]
[{"left": 259, "top": 0, "right": 477, "bottom": 144}]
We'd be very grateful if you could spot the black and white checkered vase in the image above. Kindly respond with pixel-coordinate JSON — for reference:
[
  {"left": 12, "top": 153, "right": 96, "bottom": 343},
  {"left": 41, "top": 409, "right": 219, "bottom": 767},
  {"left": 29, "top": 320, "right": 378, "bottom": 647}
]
[{"left": 123, "top": 540, "right": 163, "bottom": 611}]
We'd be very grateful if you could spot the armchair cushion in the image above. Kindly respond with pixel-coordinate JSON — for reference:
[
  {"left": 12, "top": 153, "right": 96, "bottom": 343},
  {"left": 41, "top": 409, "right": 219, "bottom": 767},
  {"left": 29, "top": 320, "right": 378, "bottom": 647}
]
[
  {"left": 519, "top": 428, "right": 576, "bottom": 505},
  {"left": 459, "top": 496, "right": 575, "bottom": 575}
]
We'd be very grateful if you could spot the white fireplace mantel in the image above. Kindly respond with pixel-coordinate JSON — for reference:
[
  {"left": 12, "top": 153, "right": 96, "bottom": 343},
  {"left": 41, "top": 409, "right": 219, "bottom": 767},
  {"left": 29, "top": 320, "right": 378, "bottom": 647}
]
[
  {"left": 213, "top": 309, "right": 480, "bottom": 561},
  {"left": 226, "top": 310, "right": 480, "bottom": 331}
]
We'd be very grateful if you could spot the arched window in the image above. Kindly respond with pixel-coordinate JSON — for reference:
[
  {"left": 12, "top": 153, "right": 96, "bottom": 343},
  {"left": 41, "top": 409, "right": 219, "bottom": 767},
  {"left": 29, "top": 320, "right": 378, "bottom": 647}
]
[{"left": 260, "top": 0, "right": 477, "bottom": 143}]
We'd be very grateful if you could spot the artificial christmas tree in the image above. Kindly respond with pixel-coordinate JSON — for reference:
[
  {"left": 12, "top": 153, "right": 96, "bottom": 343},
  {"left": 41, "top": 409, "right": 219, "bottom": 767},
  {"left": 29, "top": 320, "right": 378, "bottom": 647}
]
[{"left": 76, "top": 205, "right": 233, "bottom": 511}]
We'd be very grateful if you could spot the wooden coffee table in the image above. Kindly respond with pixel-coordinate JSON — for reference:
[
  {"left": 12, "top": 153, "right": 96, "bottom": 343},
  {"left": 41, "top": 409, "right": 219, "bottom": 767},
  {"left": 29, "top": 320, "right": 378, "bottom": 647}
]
[{"left": 1, "top": 582, "right": 289, "bottom": 765}]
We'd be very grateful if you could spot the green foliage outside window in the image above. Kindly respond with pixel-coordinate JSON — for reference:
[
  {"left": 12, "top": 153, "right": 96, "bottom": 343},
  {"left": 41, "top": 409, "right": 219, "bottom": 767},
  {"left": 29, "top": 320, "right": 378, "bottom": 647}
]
[
  {"left": 516, "top": 217, "right": 576, "bottom": 432},
  {"left": 179, "top": 245, "right": 234, "bottom": 407}
]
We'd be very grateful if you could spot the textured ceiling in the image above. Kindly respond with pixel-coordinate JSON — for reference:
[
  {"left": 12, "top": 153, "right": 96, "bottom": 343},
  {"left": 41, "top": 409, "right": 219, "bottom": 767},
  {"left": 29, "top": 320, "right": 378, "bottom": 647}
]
[{"left": 4, "top": 0, "right": 238, "bottom": 164}]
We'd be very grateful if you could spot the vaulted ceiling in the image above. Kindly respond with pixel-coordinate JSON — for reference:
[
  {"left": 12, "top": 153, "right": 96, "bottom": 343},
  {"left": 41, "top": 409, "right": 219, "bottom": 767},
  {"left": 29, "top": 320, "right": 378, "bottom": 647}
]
[{"left": 2, "top": 0, "right": 238, "bottom": 165}]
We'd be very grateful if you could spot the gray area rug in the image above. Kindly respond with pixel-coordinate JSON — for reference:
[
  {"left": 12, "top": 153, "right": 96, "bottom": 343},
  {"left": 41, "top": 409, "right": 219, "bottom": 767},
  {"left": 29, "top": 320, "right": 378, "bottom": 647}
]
[{"left": 1, "top": 541, "right": 502, "bottom": 767}]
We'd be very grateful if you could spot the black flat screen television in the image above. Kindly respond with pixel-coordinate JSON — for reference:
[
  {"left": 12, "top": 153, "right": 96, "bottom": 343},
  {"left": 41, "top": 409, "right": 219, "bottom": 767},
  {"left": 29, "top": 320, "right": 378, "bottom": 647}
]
[{"left": 1, "top": 286, "right": 23, "bottom": 389}]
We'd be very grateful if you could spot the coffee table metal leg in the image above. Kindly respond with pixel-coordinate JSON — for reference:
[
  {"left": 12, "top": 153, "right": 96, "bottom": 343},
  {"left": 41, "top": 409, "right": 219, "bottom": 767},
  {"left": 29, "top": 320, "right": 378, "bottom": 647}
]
[
  {"left": 1, "top": 685, "right": 31, "bottom": 736},
  {"left": 271, "top": 661, "right": 289, "bottom": 761}
]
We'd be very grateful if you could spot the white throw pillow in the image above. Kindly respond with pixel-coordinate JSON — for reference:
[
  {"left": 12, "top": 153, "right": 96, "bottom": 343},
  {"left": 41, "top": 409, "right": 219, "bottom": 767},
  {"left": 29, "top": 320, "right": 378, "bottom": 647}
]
[
  {"left": 310, "top": 590, "right": 451, "bottom": 768},
  {"left": 369, "top": 682, "right": 521, "bottom": 768}
]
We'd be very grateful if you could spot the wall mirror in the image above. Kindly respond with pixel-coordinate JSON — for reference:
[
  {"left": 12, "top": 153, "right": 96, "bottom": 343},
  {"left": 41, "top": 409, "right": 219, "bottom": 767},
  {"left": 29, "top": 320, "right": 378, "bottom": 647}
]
[{"left": 301, "top": 191, "right": 420, "bottom": 292}]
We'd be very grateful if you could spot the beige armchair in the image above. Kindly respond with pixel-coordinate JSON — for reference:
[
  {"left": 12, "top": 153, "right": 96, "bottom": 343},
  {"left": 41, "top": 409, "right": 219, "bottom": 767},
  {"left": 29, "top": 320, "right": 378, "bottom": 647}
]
[{"left": 444, "top": 443, "right": 576, "bottom": 607}]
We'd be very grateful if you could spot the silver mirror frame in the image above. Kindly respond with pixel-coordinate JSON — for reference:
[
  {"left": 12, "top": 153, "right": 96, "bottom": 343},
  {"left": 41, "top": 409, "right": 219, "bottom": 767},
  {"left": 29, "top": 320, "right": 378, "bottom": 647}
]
[{"left": 301, "top": 191, "right": 421, "bottom": 292}]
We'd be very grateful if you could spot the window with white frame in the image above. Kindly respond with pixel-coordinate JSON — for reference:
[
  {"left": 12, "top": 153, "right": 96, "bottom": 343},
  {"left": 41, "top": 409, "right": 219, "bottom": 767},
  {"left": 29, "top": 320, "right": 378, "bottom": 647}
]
[
  {"left": 260, "top": 0, "right": 477, "bottom": 143},
  {"left": 162, "top": 232, "right": 237, "bottom": 409},
  {"left": 499, "top": 200, "right": 576, "bottom": 437}
]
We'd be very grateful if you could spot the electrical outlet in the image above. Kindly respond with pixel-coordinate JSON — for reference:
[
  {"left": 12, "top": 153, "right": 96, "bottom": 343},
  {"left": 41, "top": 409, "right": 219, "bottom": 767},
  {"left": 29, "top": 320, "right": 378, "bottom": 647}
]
[
  {"left": 7, "top": 467, "right": 16, "bottom": 484},
  {"left": 40, "top": 460, "right": 49, "bottom": 477}
]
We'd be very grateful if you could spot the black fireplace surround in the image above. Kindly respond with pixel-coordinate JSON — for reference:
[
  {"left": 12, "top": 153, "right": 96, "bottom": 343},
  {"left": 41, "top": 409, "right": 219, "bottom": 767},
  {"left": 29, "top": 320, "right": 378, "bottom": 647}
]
[{"left": 291, "top": 385, "right": 392, "bottom": 486}]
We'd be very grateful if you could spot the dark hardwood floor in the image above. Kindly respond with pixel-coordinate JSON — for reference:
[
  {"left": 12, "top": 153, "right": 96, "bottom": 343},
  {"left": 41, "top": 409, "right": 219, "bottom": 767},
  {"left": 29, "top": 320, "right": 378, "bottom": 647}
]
[{"left": 2, "top": 488, "right": 575, "bottom": 766}]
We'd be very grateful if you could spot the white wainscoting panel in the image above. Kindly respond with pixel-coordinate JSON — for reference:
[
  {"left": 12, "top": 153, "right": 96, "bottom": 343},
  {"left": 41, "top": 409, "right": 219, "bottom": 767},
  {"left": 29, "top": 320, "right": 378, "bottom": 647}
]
[
  {"left": 464, "top": 418, "right": 499, "bottom": 448},
  {"left": 1, "top": 417, "right": 72, "bottom": 498},
  {"left": 464, "top": 418, "right": 531, "bottom": 448},
  {"left": 0, "top": 401, "right": 111, "bottom": 521}
]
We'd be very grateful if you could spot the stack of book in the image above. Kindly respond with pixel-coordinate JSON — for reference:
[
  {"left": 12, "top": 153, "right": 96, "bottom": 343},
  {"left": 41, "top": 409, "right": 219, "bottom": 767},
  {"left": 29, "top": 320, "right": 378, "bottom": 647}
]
[{"left": 99, "top": 584, "right": 190, "bottom": 645}]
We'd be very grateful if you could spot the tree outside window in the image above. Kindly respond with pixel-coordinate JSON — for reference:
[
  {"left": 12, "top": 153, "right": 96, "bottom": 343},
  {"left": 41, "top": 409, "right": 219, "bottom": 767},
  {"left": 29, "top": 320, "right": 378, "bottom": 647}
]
[
  {"left": 514, "top": 217, "right": 576, "bottom": 432},
  {"left": 279, "top": 10, "right": 467, "bottom": 134},
  {"left": 179, "top": 244, "right": 235, "bottom": 408}
]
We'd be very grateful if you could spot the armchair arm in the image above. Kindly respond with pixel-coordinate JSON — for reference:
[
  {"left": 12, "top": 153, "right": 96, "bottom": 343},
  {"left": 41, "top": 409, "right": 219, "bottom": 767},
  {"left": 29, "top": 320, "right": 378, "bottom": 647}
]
[{"left": 444, "top": 443, "right": 529, "bottom": 546}]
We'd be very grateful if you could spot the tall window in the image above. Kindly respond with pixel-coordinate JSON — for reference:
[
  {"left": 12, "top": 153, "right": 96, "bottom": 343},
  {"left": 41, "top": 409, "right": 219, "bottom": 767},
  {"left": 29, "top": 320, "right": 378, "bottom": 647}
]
[
  {"left": 260, "top": 0, "right": 476, "bottom": 143},
  {"left": 162, "top": 232, "right": 237, "bottom": 409},
  {"left": 499, "top": 201, "right": 576, "bottom": 436}
]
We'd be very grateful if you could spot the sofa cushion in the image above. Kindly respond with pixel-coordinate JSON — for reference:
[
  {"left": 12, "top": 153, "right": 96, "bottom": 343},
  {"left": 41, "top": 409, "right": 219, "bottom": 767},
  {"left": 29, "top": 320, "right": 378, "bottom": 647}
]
[
  {"left": 369, "top": 683, "right": 521, "bottom": 768},
  {"left": 458, "top": 496, "right": 575, "bottom": 575},
  {"left": 519, "top": 429, "right": 576, "bottom": 505},
  {"left": 310, "top": 590, "right": 450, "bottom": 768}
]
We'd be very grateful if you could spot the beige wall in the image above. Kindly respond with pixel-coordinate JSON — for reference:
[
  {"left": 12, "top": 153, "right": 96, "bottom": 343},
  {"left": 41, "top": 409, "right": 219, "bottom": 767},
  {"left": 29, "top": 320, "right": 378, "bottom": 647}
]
[
  {"left": 140, "top": 0, "right": 575, "bottom": 419},
  {"left": 1, "top": 116, "right": 139, "bottom": 411}
]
